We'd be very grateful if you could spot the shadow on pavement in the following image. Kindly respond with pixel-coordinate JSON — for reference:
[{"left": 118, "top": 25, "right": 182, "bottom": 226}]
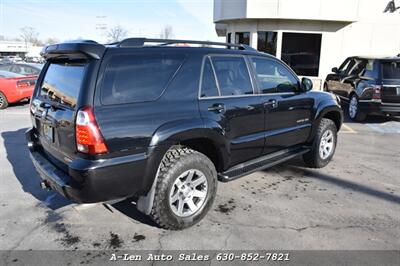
[
  {"left": 1, "top": 127, "right": 72, "bottom": 210},
  {"left": 112, "top": 200, "right": 160, "bottom": 228},
  {"left": 270, "top": 157, "right": 400, "bottom": 205}
]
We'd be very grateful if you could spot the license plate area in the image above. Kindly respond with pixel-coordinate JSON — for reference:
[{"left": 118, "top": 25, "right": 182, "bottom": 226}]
[{"left": 43, "top": 124, "right": 54, "bottom": 142}]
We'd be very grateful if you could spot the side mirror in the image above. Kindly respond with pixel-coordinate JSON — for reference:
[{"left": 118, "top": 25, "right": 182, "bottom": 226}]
[
  {"left": 301, "top": 77, "right": 313, "bottom": 92},
  {"left": 331, "top": 67, "right": 339, "bottom": 73}
]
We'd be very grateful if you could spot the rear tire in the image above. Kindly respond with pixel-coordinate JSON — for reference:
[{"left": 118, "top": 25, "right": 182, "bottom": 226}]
[
  {"left": 149, "top": 146, "right": 217, "bottom": 230},
  {"left": 323, "top": 83, "right": 329, "bottom": 92},
  {"left": 0, "top": 92, "right": 9, "bottom": 109},
  {"left": 303, "top": 118, "right": 337, "bottom": 168},
  {"left": 348, "top": 94, "right": 367, "bottom": 122}
]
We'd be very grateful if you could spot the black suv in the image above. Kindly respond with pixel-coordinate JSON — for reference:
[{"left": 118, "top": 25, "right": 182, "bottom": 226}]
[
  {"left": 325, "top": 56, "right": 400, "bottom": 121},
  {"left": 27, "top": 38, "right": 342, "bottom": 229}
]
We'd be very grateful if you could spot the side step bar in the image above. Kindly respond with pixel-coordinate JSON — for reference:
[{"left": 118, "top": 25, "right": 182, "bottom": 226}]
[{"left": 218, "top": 146, "right": 310, "bottom": 182}]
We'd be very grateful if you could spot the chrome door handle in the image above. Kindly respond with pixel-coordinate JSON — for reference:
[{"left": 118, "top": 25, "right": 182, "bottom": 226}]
[
  {"left": 208, "top": 103, "right": 225, "bottom": 113},
  {"left": 263, "top": 99, "right": 278, "bottom": 109}
]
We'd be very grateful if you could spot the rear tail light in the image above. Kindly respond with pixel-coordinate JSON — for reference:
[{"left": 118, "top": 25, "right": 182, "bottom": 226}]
[
  {"left": 17, "top": 79, "right": 35, "bottom": 88},
  {"left": 372, "top": 85, "right": 382, "bottom": 100},
  {"left": 75, "top": 106, "right": 108, "bottom": 154}
]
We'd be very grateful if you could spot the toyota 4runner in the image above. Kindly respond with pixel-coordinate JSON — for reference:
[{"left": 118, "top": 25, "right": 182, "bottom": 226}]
[{"left": 27, "top": 38, "right": 343, "bottom": 230}]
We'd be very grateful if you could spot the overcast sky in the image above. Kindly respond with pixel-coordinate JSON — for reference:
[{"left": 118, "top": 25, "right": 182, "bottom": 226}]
[{"left": 0, "top": 0, "right": 223, "bottom": 42}]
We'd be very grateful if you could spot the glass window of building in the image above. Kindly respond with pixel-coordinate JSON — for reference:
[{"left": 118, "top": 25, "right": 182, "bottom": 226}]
[
  {"left": 227, "top": 33, "right": 232, "bottom": 43},
  {"left": 257, "top": 31, "right": 277, "bottom": 56},
  {"left": 235, "top": 32, "right": 250, "bottom": 45},
  {"left": 281, "top": 33, "right": 322, "bottom": 76}
]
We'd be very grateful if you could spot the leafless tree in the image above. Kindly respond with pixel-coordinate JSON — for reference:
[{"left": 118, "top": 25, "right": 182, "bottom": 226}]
[
  {"left": 44, "top": 37, "right": 60, "bottom": 45},
  {"left": 159, "top": 25, "right": 174, "bottom": 39},
  {"left": 106, "top": 25, "right": 128, "bottom": 43},
  {"left": 20, "top": 26, "right": 39, "bottom": 48}
]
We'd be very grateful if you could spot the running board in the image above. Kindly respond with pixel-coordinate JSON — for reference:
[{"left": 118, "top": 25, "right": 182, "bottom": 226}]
[{"left": 218, "top": 146, "right": 310, "bottom": 182}]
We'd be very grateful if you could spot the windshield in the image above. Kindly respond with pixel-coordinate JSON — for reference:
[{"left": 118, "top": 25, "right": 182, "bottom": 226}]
[
  {"left": 39, "top": 61, "right": 86, "bottom": 108},
  {"left": 382, "top": 61, "right": 400, "bottom": 79}
]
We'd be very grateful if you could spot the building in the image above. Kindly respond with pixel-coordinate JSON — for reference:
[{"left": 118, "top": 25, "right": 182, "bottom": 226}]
[
  {"left": 214, "top": 0, "right": 400, "bottom": 89},
  {"left": 0, "top": 41, "right": 43, "bottom": 58}
]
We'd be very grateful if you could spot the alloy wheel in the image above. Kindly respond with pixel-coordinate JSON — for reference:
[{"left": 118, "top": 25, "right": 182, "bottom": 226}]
[
  {"left": 319, "top": 129, "right": 334, "bottom": 160},
  {"left": 349, "top": 96, "right": 358, "bottom": 119},
  {"left": 169, "top": 169, "right": 208, "bottom": 217}
]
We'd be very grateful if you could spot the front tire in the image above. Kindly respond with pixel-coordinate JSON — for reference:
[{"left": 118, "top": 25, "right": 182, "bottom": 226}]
[
  {"left": 0, "top": 92, "right": 9, "bottom": 109},
  {"left": 150, "top": 146, "right": 217, "bottom": 230},
  {"left": 348, "top": 95, "right": 366, "bottom": 122},
  {"left": 303, "top": 118, "right": 337, "bottom": 168}
]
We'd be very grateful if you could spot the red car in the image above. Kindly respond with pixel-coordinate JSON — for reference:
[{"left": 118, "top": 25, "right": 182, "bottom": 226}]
[{"left": 0, "top": 70, "right": 37, "bottom": 109}]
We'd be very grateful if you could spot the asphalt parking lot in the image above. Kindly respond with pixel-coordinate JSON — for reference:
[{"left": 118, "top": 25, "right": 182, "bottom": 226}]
[{"left": 0, "top": 103, "right": 399, "bottom": 254}]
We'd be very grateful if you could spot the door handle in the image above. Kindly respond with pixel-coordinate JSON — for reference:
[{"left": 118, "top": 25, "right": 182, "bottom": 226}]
[
  {"left": 263, "top": 99, "right": 278, "bottom": 109},
  {"left": 208, "top": 103, "right": 225, "bottom": 113}
]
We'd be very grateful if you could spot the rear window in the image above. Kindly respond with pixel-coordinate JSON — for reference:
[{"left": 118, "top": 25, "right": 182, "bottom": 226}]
[
  {"left": 39, "top": 61, "right": 86, "bottom": 108},
  {"left": 382, "top": 61, "right": 400, "bottom": 79},
  {"left": 100, "top": 53, "right": 185, "bottom": 105}
]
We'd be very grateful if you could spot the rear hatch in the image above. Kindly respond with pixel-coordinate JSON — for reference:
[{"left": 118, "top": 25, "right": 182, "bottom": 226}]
[
  {"left": 381, "top": 60, "right": 400, "bottom": 104},
  {"left": 31, "top": 59, "right": 88, "bottom": 168}
]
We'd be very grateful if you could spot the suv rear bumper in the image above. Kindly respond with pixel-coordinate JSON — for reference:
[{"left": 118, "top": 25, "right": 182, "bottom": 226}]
[
  {"left": 26, "top": 128, "right": 163, "bottom": 203},
  {"left": 359, "top": 101, "right": 400, "bottom": 116}
]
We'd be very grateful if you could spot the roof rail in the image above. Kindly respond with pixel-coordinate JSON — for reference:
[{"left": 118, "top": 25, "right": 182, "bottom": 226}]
[{"left": 116, "top": 38, "right": 256, "bottom": 51}]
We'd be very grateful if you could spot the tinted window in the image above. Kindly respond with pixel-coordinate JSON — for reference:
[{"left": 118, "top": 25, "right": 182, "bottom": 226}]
[
  {"left": 281, "top": 32, "right": 322, "bottom": 76},
  {"left": 101, "top": 54, "right": 184, "bottom": 105},
  {"left": 257, "top": 31, "right": 277, "bottom": 56},
  {"left": 382, "top": 61, "right": 400, "bottom": 79},
  {"left": 362, "top": 60, "right": 378, "bottom": 79},
  {"left": 235, "top": 32, "right": 250, "bottom": 45},
  {"left": 211, "top": 56, "right": 253, "bottom": 96},
  {"left": 13, "top": 65, "right": 38, "bottom": 75},
  {"left": 0, "top": 65, "right": 12, "bottom": 72},
  {"left": 348, "top": 59, "right": 367, "bottom": 76},
  {"left": 338, "top": 58, "right": 351, "bottom": 74},
  {"left": 40, "top": 61, "right": 86, "bottom": 108},
  {"left": 251, "top": 57, "right": 299, "bottom": 93},
  {"left": 200, "top": 57, "right": 219, "bottom": 97}
]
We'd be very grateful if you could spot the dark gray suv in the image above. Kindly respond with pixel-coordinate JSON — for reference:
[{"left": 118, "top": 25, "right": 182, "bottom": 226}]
[{"left": 325, "top": 56, "right": 400, "bottom": 121}]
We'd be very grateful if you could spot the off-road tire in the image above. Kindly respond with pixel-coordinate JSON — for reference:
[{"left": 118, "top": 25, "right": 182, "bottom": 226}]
[
  {"left": 149, "top": 146, "right": 217, "bottom": 230},
  {"left": 303, "top": 118, "right": 337, "bottom": 168},
  {"left": 0, "top": 92, "right": 9, "bottom": 109}
]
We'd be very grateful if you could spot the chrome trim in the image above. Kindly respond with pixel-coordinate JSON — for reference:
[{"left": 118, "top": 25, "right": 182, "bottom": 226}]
[
  {"left": 381, "top": 102, "right": 400, "bottom": 106},
  {"left": 199, "top": 92, "right": 295, "bottom": 100}
]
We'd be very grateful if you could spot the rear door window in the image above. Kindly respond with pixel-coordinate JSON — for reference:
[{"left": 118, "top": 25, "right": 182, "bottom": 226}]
[
  {"left": 39, "top": 61, "right": 87, "bottom": 108},
  {"left": 382, "top": 61, "right": 400, "bottom": 79},
  {"left": 100, "top": 53, "right": 185, "bottom": 105},
  {"left": 210, "top": 56, "right": 253, "bottom": 96}
]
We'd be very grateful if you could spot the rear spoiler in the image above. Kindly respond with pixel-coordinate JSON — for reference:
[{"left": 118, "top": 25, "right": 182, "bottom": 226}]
[{"left": 40, "top": 40, "right": 106, "bottom": 60}]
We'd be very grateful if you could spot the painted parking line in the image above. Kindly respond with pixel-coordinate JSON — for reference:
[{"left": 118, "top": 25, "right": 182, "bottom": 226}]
[
  {"left": 340, "top": 123, "right": 357, "bottom": 134},
  {"left": 366, "top": 122, "right": 400, "bottom": 134}
]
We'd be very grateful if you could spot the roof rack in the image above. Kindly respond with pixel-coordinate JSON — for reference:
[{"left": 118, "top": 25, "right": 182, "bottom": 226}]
[{"left": 116, "top": 38, "right": 256, "bottom": 51}]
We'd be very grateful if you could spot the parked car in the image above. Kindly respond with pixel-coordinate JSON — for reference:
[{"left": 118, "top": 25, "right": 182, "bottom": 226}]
[
  {"left": 324, "top": 56, "right": 400, "bottom": 121},
  {"left": 26, "top": 38, "right": 343, "bottom": 230},
  {"left": 0, "top": 63, "right": 43, "bottom": 76},
  {"left": 1, "top": 55, "right": 23, "bottom": 63},
  {"left": 0, "top": 70, "right": 37, "bottom": 109}
]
